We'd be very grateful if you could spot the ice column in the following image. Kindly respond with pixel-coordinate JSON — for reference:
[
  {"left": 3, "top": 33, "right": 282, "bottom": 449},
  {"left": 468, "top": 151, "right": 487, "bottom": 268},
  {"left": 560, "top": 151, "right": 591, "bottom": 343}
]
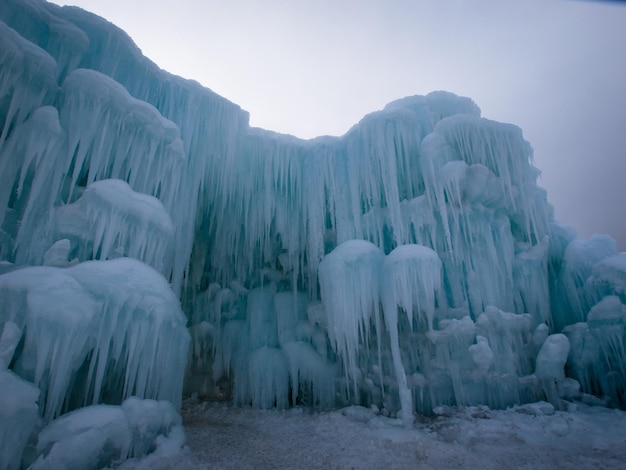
[
  {"left": 319, "top": 240, "right": 385, "bottom": 397},
  {"left": 381, "top": 244, "right": 442, "bottom": 427}
]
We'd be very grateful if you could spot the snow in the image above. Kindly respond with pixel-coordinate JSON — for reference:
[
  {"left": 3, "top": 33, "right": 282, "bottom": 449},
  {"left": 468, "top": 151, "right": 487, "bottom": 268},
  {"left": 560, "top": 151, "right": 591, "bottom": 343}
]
[{"left": 116, "top": 399, "right": 626, "bottom": 470}]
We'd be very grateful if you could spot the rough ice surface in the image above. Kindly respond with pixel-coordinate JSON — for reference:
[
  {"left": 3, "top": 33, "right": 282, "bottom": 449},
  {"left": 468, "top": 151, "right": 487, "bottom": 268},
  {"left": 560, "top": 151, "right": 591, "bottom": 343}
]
[{"left": 1, "top": 0, "right": 626, "bottom": 466}]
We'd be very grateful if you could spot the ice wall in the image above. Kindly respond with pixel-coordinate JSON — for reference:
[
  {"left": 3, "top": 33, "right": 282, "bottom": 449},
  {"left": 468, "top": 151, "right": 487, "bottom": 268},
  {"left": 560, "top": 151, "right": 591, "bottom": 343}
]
[
  {"left": 1, "top": 0, "right": 625, "bottom": 435},
  {"left": 0, "top": 0, "right": 249, "bottom": 294}
]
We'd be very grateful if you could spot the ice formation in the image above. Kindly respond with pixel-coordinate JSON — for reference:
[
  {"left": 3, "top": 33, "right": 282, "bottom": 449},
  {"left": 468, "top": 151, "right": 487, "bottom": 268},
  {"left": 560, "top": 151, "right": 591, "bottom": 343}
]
[
  {"left": 1, "top": 2, "right": 626, "bottom": 467},
  {"left": 0, "top": 369, "right": 40, "bottom": 470},
  {"left": 0, "top": 258, "right": 189, "bottom": 422},
  {"left": 28, "top": 397, "right": 184, "bottom": 470},
  {"left": 55, "top": 179, "right": 174, "bottom": 274}
]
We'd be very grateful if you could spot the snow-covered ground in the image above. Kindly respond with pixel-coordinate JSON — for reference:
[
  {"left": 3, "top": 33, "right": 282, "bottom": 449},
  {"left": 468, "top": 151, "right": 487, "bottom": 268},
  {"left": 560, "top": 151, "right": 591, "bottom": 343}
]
[{"left": 121, "top": 400, "right": 626, "bottom": 469}]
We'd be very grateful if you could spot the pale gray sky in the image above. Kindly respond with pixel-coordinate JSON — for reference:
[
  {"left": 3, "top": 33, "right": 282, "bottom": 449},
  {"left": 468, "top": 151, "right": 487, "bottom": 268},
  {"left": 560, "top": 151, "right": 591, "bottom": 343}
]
[{"left": 50, "top": 0, "right": 626, "bottom": 250}]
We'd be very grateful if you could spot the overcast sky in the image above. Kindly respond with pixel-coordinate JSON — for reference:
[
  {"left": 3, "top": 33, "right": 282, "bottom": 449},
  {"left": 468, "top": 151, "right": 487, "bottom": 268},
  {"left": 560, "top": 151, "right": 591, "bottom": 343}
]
[{"left": 50, "top": 0, "right": 626, "bottom": 250}]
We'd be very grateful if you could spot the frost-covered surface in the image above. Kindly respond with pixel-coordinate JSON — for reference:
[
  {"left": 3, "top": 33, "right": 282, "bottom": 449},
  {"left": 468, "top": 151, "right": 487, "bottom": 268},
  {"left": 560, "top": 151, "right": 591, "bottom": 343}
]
[{"left": 116, "top": 399, "right": 626, "bottom": 470}]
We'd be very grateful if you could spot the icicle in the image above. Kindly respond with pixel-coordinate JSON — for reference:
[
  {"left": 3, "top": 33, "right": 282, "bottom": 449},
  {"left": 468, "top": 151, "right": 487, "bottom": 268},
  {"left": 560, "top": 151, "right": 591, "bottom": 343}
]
[
  {"left": 319, "top": 240, "right": 385, "bottom": 398},
  {"left": 54, "top": 179, "right": 174, "bottom": 275},
  {"left": 0, "top": 20, "right": 57, "bottom": 150},
  {"left": 381, "top": 244, "right": 442, "bottom": 426},
  {"left": 282, "top": 341, "right": 336, "bottom": 409},
  {"left": 586, "top": 296, "right": 626, "bottom": 403},
  {"left": 246, "top": 347, "right": 289, "bottom": 409}
]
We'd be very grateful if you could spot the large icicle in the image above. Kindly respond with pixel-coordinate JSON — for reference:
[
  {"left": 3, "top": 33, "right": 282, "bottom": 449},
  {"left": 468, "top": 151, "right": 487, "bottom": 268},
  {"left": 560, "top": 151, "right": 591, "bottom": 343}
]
[
  {"left": 0, "top": 19, "right": 57, "bottom": 149},
  {"left": 319, "top": 240, "right": 385, "bottom": 397},
  {"left": 381, "top": 244, "right": 442, "bottom": 427},
  {"left": 0, "top": 106, "right": 66, "bottom": 264},
  {"left": 55, "top": 179, "right": 174, "bottom": 275}
]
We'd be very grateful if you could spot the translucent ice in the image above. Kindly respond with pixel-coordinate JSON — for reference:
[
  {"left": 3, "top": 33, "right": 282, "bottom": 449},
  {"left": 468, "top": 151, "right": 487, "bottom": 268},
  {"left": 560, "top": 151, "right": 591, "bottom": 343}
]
[{"left": 381, "top": 244, "right": 442, "bottom": 426}]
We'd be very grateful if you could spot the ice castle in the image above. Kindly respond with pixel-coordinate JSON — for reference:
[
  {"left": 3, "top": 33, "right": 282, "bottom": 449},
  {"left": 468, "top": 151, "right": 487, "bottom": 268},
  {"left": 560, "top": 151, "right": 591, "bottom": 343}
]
[{"left": 1, "top": 0, "right": 625, "bottom": 466}]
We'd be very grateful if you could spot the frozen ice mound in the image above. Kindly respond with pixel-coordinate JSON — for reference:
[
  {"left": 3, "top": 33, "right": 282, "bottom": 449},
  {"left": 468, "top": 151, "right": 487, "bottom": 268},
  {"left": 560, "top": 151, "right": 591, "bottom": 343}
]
[
  {"left": 28, "top": 397, "right": 184, "bottom": 470},
  {"left": 0, "top": 258, "right": 190, "bottom": 422},
  {"left": 0, "top": 369, "right": 40, "bottom": 470}
]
